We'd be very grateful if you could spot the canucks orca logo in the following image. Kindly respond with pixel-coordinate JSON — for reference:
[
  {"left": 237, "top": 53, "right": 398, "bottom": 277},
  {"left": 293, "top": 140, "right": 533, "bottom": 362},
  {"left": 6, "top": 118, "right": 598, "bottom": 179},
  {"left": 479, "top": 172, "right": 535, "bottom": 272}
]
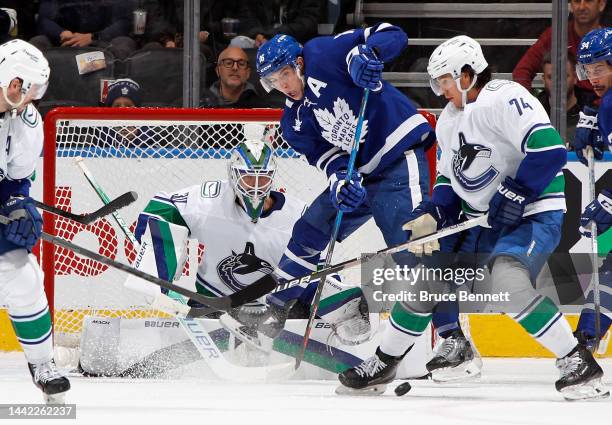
[
  {"left": 217, "top": 242, "right": 274, "bottom": 291},
  {"left": 452, "top": 132, "right": 499, "bottom": 192}
]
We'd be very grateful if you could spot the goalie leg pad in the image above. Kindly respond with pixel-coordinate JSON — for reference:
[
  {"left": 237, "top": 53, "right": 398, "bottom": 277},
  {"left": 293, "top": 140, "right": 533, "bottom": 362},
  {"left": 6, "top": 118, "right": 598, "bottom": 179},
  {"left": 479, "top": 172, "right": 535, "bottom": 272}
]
[{"left": 124, "top": 217, "right": 190, "bottom": 300}]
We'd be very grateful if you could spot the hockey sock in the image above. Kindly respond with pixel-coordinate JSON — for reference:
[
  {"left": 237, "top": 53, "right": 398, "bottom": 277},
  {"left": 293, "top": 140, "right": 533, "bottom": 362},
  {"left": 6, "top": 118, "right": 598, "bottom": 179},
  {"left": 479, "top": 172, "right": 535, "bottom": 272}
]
[
  {"left": 512, "top": 295, "right": 577, "bottom": 358},
  {"left": 576, "top": 309, "right": 612, "bottom": 339},
  {"left": 577, "top": 255, "right": 612, "bottom": 338},
  {"left": 432, "top": 300, "right": 460, "bottom": 338},
  {"left": 9, "top": 293, "right": 53, "bottom": 364},
  {"left": 491, "top": 256, "right": 576, "bottom": 358},
  {"left": 380, "top": 301, "right": 431, "bottom": 357}
]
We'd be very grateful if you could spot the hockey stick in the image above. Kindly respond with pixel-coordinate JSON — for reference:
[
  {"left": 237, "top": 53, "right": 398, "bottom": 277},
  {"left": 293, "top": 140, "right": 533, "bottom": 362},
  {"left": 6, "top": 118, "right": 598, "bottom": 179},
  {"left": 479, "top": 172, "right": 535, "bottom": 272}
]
[
  {"left": 587, "top": 146, "right": 601, "bottom": 351},
  {"left": 295, "top": 88, "right": 370, "bottom": 369},
  {"left": 0, "top": 214, "right": 274, "bottom": 312},
  {"left": 186, "top": 215, "right": 488, "bottom": 319},
  {"left": 35, "top": 191, "right": 138, "bottom": 225},
  {"left": 74, "top": 159, "right": 294, "bottom": 381}
]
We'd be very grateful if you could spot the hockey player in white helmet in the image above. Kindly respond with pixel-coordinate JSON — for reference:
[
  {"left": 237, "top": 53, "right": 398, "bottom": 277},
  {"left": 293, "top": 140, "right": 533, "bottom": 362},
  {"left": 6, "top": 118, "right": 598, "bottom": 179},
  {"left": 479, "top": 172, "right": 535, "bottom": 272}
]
[
  {"left": 131, "top": 124, "right": 371, "bottom": 356},
  {"left": 0, "top": 39, "right": 71, "bottom": 404},
  {"left": 339, "top": 35, "right": 608, "bottom": 400}
]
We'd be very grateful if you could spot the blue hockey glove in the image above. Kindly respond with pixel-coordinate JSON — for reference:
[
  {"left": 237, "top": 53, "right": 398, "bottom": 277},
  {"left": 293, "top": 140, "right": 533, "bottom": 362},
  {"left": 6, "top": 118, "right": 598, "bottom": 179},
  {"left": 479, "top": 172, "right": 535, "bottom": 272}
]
[
  {"left": 402, "top": 201, "right": 448, "bottom": 256},
  {"left": 580, "top": 189, "right": 612, "bottom": 237},
  {"left": 329, "top": 169, "right": 367, "bottom": 212},
  {"left": 488, "top": 177, "right": 535, "bottom": 230},
  {"left": 1, "top": 196, "right": 43, "bottom": 251},
  {"left": 347, "top": 44, "right": 384, "bottom": 91},
  {"left": 574, "top": 107, "right": 605, "bottom": 166}
]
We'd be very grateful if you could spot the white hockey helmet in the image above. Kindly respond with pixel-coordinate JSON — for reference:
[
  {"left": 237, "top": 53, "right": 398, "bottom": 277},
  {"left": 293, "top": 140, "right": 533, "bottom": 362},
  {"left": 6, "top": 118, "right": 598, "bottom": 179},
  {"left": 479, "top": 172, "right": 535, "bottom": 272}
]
[
  {"left": 427, "top": 36, "right": 488, "bottom": 106},
  {"left": 0, "top": 39, "right": 50, "bottom": 111},
  {"left": 229, "top": 123, "right": 278, "bottom": 223}
]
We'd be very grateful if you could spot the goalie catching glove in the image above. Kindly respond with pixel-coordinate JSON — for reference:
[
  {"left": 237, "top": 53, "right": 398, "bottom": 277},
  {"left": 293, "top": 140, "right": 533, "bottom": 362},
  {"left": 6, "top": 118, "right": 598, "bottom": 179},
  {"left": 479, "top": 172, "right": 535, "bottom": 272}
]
[
  {"left": 329, "top": 169, "right": 367, "bottom": 212},
  {"left": 1, "top": 196, "right": 43, "bottom": 251}
]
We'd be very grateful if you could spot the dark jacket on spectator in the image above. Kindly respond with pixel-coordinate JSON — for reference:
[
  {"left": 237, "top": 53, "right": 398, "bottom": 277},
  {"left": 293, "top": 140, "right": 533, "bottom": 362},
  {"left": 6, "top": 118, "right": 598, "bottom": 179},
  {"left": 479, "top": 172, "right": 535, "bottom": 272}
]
[
  {"left": 242, "top": 0, "right": 325, "bottom": 44},
  {"left": 513, "top": 19, "right": 594, "bottom": 95},
  {"left": 206, "top": 81, "right": 269, "bottom": 108},
  {"left": 36, "top": 0, "right": 130, "bottom": 44}
]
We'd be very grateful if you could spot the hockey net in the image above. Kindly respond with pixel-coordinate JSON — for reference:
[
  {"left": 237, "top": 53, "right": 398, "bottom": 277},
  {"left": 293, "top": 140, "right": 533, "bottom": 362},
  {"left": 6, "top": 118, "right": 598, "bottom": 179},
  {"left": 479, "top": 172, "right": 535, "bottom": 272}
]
[{"left": 42, "top": 107, "right": 436, "bottom": 348}]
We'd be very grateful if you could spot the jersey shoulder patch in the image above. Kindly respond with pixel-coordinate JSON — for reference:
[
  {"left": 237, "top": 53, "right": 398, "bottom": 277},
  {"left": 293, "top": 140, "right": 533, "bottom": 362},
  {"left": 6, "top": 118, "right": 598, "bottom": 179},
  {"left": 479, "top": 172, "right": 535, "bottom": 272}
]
[
  {"left": 201, "top": 180, "right": 222, "bottom": 198},
  {"left": 20, "top": 104, "right": 41, "bottom": 128}
]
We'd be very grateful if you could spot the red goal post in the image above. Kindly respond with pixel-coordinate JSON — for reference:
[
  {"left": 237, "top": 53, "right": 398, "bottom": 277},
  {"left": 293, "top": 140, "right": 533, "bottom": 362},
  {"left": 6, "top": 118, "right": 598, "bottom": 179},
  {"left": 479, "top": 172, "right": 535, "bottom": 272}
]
[{"left": 41, "top": 107, "right": 437, "bottom": 345}]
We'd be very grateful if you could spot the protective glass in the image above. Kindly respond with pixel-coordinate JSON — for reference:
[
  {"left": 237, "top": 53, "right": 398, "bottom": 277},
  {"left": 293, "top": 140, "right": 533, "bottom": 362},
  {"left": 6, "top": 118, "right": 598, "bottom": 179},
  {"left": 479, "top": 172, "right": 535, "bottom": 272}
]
[{"left": 576, "top": 62, "right": 612, "bottom": 81}]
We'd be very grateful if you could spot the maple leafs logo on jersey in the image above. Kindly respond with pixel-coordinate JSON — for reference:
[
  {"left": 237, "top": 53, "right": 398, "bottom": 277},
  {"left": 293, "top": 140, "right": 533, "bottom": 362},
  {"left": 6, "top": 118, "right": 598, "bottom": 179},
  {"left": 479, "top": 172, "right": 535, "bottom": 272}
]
[
  {"left": 313, "top": 98, "right": 368, "bottom": 151},
  {"left": 217, "top": 242, "right": 274, "bottom": 291},
  {"left": 451, "top": 132, "right": 499, "bottom": 192}
]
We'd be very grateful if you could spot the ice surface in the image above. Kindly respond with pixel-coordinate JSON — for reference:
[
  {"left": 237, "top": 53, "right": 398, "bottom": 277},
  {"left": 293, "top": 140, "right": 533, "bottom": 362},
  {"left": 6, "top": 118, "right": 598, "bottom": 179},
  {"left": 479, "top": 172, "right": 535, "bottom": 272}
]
[{"left": 1, "top": 352, "right": 611, "bottom": 424}]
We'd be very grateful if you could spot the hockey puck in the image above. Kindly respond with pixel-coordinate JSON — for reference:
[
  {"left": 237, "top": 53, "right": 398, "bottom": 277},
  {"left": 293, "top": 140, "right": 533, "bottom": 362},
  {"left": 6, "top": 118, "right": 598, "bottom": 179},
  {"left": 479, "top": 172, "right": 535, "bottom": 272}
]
[{"left": 394, "top": 382, "right": 412, "bottom": 396}]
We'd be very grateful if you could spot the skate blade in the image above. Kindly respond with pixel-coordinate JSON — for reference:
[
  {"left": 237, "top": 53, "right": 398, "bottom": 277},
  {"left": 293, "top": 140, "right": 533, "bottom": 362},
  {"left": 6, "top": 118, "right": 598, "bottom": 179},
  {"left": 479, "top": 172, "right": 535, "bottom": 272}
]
[
  {"left": 432, "top": 360, "right": 482, "bottom": 383},
  {"left": 335, "top": 384, "right": 387, "bottom": 396},
  {"left": 44, "top": 391, "right": 67, "bottom": 405},
  {"left": 219, "top": 314, "right": 273, "bottom": 354},
  {"left": 560, "top": 379, "right": 610, "bottom": 401}
]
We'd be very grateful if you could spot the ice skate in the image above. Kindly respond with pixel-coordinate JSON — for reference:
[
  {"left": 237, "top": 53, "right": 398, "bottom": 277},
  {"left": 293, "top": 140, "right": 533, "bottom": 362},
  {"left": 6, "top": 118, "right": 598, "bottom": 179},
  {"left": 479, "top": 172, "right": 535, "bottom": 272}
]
[
  {"left": 28, "top": 359, "right": 71, "bottom": 405},
  {"left": 336, "top": 348, "right": 403, "bottom": 395},
  {"left": 427, "top": 328, "right": 482, "bottom": 382},
  {"left": 555, "top": 344, "right": 609, "bottom": 401}
]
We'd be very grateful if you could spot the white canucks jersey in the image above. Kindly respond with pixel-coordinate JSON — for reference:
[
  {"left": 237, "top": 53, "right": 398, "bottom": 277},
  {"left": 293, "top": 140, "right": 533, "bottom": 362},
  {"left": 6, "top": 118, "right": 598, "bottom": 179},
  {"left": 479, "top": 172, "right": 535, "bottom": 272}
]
[
  {"left": 0, "top": 104, "right": 43, "bottom": 183},
  {"left": 136, "top": 180, "right": 306, "bottom": 297},
  {"left": 435, "top": 79, "right": 566, "bottom": 217}
]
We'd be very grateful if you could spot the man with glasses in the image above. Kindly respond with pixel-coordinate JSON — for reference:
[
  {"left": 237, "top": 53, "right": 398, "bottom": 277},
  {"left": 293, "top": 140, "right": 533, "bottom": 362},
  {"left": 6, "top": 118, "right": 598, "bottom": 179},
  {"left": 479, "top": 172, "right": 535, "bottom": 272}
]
[{"left": 208, "top": 46, "right": 266, "bottom": 108}]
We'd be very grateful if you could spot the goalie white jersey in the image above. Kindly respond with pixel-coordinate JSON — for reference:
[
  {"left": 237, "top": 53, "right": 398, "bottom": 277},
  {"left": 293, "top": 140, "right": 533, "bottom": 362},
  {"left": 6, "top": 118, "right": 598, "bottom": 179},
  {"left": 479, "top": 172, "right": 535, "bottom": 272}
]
[
  {"left": 134, "top": 180, "right": 307, "bottom": 297},
  {"left": 435, "top": 79, "right": 566, "bottom": 217}
]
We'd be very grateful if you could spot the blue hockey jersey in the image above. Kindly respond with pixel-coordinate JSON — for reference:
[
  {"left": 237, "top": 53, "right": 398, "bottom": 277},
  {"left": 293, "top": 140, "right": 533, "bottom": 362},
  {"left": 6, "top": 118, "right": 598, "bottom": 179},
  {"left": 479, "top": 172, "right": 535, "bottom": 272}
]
[
  {"left": 599, "top": 89, "right": 612, "bottom": 152},
  {"left": 280, "top": 23, "right": 435, "bottom": 178}
]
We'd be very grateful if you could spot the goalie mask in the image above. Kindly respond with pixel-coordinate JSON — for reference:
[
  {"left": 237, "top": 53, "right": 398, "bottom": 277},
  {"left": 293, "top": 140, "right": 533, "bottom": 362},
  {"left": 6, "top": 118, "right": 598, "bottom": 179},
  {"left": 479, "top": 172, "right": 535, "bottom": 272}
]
[
  {"left": 427, "top": 36, "right": 488, "bottom": 108},
  {"left": 229, "top": 136, "right": 277, "bottom": 223},
  {"left": 0, "top": 39, "right": 50, "bottom": 112}
]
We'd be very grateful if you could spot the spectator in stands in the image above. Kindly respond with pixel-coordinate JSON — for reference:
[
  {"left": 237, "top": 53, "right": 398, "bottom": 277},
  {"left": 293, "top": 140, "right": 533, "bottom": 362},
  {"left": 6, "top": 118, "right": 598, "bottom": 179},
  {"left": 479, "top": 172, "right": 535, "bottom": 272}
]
[
  {"left": 105, "top": 78, "right": 141, "bottom": 108},
  {"left": 537, "top": 51, "right": 588, "bottom": 146},
  {"left": 30, "top": 0, "right": 136, "bottom": 60},
  {"left": 0, "top": 1, "right": 36, "bottom": 40},
  {"left": 0, "top": 8, "right": 13, "bottom": 44},
  {"left": 206, "top": 46, "right": 267, "bottom": 108},
  {"left": 103, "top": 78, "right": 143, "bottom": 144},
  {"left": 242, "top": 0, "right": 326, "bottom": 47},
  {"left": 512, "top": 0, "right": 607, "bottom": 104}
]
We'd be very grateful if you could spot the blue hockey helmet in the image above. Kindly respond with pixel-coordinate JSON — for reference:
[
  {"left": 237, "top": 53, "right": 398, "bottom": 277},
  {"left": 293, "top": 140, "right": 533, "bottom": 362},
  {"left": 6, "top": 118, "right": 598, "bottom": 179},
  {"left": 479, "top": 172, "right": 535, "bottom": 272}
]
[
  {"left": 256, "top": 34, "right": 302, "bottom": 92},
  {"left": 576, "top": 27, "right": 612, "bottom": 81}
]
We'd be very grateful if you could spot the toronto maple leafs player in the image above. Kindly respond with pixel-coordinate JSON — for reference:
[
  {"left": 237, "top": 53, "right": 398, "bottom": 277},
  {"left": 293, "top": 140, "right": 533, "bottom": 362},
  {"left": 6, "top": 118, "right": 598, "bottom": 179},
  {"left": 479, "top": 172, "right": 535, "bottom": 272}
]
[
  {"left": 255, "top": 25, "right": 439, "bottom": 344},
  {"left": 571, "top": 27, "right": 612, "bottom": 351},
  {"left": 0, "top": 39, "right": 71, "bottom": 404},
  {"left": 133, "top": 124, "right": 370, "bottom": 348},
  {"left": 339, "top": 35, "right": 608, "bottom": 400}
]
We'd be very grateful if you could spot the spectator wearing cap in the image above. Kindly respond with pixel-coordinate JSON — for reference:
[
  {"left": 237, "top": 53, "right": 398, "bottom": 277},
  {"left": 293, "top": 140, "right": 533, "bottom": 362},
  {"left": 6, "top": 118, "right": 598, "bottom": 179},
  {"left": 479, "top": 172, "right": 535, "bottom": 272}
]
[
  {"left": 105, "top": 78, "right": 141, "bottom": 107},
  {"left": 103, "top": 78, "right": 144, "bottom": 145},
  {"left": 206, "top": 46, "right": 267, "bottom": 108}
]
